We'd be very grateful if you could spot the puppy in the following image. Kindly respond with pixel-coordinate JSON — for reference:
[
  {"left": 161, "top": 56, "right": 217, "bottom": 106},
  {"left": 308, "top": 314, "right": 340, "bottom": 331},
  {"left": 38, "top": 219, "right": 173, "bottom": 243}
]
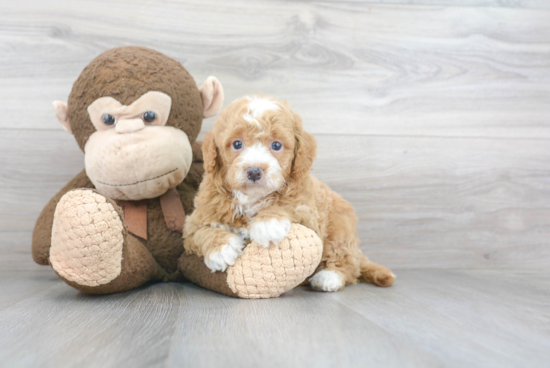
[{"left": 184, "top": 95, "right": 395, "bottom": 291}]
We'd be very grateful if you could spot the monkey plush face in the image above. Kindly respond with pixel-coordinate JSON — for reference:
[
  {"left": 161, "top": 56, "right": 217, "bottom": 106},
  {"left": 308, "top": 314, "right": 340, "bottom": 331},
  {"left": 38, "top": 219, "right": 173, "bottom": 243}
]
[
  {"left": 52, "top": 47, "right": 224, "bottom": 200},
  {"left": 83, "top": 91, "right": 193, "bottom": 199}
]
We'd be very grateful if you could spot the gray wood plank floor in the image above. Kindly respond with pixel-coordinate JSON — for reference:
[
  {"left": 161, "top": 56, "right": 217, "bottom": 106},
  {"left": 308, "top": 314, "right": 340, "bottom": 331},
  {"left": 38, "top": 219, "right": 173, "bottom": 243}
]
[
  {"left": 0, "top": 267, "right": 548, "bottom": 368},
  {"left": 1, "top": 1, "right": 549, "bottom": 367}
]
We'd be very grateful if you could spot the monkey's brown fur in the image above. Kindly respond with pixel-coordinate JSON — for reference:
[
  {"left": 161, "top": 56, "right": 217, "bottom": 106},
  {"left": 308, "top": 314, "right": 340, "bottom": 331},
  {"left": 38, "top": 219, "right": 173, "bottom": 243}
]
[
  {"left": 67, "top": 47, "right": 203, "bottom": 150},
  {"left": 32, "top": 47, "right": 210, "bottom": 294}
]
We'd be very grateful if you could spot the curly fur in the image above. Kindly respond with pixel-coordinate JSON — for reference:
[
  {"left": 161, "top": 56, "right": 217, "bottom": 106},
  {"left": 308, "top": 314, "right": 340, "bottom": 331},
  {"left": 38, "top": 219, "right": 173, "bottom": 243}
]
[{"left": 184, "top": 95, "right": 396, "bottom": 290}]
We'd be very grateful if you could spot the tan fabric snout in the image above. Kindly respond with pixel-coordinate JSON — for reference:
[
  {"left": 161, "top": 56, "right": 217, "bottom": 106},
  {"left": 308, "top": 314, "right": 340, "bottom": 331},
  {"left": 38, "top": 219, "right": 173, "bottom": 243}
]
[
  {"left": 116, "top": 118, "right": 145, "bottom": 134},
  {"left": 84, "top": 126, "right": 193, "bottom": 200}
]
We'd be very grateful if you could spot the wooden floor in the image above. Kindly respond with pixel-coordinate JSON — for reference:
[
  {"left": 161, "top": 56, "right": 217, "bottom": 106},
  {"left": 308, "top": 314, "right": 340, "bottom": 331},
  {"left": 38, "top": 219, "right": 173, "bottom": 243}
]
[
  {"left": 1, "top": 0, "right": 549, "bottom": 367},
  {"left": 0, "top": 267, "right": 548, "bottom": 368}
]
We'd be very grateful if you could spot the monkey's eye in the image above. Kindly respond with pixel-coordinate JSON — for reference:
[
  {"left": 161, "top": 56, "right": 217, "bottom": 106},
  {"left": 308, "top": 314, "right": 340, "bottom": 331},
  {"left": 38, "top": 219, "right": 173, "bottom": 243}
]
[
  {"left": 232, "top": 140, "right": 243, "bottom": 150},
  {"left": 102, "top": 114, "right": 116, "bottom": 126},
  {"left": 142, "top": 111, "right": 156, "bottom": 123},
  {"left": 271, "top": 141, "right": 282, "bottom": 151}
]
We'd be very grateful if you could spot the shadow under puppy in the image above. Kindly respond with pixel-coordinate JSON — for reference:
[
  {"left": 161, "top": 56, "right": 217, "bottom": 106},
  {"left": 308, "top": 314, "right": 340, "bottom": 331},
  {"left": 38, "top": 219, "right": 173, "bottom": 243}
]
[{"left": 184, "top": 95, "right": 395, "bottom": 291}]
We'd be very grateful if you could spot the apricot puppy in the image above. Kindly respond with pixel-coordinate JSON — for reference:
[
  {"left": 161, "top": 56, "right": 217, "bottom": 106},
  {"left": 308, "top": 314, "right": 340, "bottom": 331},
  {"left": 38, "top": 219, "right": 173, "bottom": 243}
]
[{"left": 184, "top": 96, "right": 395, "bottom": 291}]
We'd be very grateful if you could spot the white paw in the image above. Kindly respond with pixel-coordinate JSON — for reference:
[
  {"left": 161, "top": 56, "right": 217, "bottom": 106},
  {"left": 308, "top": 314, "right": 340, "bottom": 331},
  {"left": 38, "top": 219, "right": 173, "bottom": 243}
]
[
  {"left": 204, "top": 236, "right": 245, "bottom": 272},
  {"left": 309, "top": 270, "right": 344, "bottom": 292},
  {"left": 249, "top": 218, "right": 291, "bottom": 248}
]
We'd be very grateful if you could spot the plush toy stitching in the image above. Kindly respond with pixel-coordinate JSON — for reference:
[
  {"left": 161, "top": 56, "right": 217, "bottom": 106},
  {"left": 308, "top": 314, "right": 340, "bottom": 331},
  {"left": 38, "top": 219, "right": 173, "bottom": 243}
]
[{"left": 95, "top": 168, "right": 178, "bottom": 187}]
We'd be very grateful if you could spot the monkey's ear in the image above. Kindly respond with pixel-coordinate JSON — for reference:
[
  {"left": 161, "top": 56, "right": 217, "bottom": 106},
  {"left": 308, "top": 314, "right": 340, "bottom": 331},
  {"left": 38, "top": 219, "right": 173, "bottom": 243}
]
[
  {"left": 52, "top": 101, "right": 72, "bottom": 134},
  {"left": 199, "top": 76, "right": 224, "bottom": 118}
]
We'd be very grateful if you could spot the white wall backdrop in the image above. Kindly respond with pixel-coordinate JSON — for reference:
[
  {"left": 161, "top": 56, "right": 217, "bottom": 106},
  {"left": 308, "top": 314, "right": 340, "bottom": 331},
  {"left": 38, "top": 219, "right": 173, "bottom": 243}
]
[{"left": 1, "top": 0, "right": 549, "bottom": 270}]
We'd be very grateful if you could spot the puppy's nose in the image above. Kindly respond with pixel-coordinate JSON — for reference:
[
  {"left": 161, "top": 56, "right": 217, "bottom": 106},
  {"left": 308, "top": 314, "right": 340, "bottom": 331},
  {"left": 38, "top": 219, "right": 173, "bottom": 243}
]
[{"left": 247, "top": 167, "right": 263, "bottom": 182}]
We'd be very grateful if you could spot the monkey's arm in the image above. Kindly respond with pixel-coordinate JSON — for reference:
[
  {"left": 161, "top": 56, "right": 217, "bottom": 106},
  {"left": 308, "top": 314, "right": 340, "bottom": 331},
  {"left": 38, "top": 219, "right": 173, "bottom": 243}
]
[
  {"left": 176, "top": 141, "right": 204, "bottom": 214},
  {"left": 32, "top": 169, "right": 94, "bottom": 265}
]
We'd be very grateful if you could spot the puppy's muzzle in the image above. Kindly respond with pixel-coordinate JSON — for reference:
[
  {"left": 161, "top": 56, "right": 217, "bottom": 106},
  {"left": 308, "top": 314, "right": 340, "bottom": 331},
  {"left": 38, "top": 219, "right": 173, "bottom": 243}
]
[{"left": 247, "top": 167, "right": 263, "bottom": 182}]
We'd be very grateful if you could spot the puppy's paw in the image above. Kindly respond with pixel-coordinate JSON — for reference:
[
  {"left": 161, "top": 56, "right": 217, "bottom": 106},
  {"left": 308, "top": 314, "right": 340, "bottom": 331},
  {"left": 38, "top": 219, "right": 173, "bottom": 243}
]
[
  {"left": 204, "top": 236, "right": 244, "bottom": 272},
  {"left": 249, "top": 218, "right": 291, "bottom": 248},
  {"left": 309, "top": 270, "right": 345, "bottom": 292}
]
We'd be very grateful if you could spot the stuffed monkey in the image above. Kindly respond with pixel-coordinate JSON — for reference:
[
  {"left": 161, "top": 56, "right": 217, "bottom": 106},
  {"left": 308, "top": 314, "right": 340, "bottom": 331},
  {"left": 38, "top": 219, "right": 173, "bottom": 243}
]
[{"left": 32, "top": 46, "right": 322, "bottom": 298}]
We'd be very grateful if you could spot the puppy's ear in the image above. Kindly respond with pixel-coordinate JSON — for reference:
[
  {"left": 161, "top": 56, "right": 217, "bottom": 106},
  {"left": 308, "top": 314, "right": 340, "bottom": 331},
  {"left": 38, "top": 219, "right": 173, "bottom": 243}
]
[
  {"left": 292, "top": 112, "right": 317, "bottom": 179},
  {"left": 202, "top": 131, "right": 219, "bottom": 174}
]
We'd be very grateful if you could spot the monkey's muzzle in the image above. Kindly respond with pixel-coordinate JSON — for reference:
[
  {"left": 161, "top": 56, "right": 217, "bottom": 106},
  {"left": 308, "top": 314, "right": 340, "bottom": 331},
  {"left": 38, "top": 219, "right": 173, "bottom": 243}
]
[{"left": 84, "top": 126, "right": 193, "bottom": 200}]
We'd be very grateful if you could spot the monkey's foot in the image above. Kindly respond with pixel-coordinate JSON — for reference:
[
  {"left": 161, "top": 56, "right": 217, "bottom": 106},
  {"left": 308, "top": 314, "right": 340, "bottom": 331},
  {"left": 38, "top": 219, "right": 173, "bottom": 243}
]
[
  {"left": 227, "top": 224, "right": 324, "bottom": 298},
  {"left": 50, "top": 189, "right": 125, "bottom": 287},
  {"left": 180, "top": 224, "right": 324, "bottom": 299}
]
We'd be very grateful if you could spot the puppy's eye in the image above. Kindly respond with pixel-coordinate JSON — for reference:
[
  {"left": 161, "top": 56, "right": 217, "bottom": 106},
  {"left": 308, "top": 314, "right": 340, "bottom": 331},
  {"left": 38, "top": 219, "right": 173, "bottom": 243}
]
[
  {"left": 142, "top": 111, "right": 156, "bottom": 123},
  {"left": 232, "top": 140, "right": 243, "bottom": 150},
  {"left": 102, "top": 114, "right": 116, "bottom": 126},
  {"left": 271, "top": 141, "right": 282, "bottom": 151}
]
